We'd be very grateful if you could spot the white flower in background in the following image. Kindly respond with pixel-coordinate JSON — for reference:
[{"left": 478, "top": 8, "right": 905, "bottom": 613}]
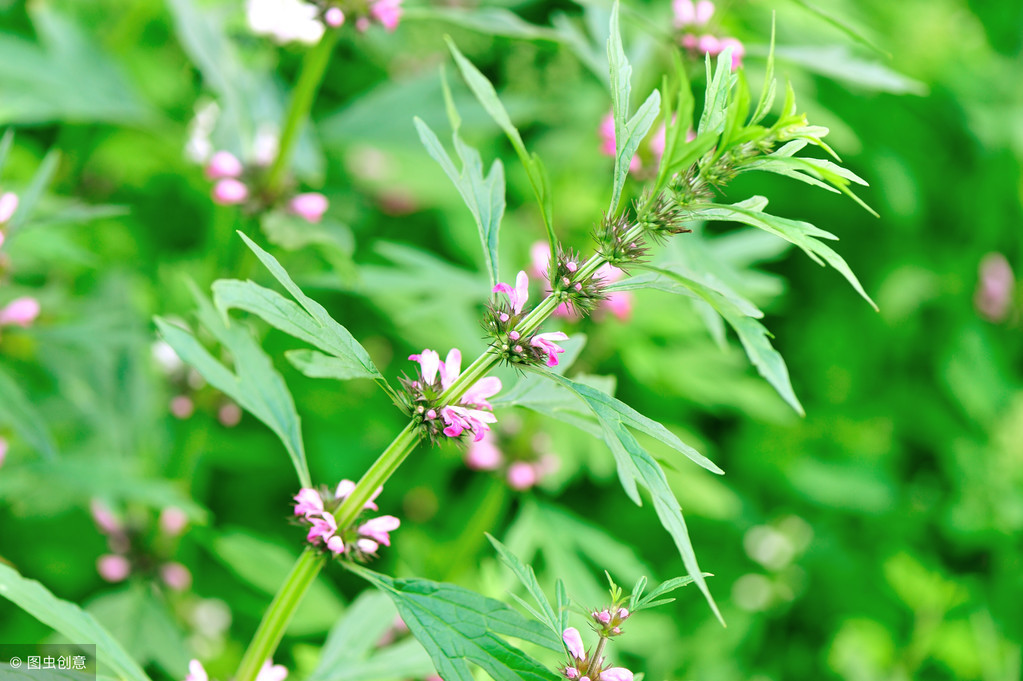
[
  {"left": 184, "top": 100, "right": 220, "bottom": 163},
  {"left": 246, "top": 0, "right": 324, "bottom": 44}
]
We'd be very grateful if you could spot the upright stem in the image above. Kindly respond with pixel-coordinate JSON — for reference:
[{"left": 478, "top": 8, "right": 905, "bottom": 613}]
[
  {"left": 234, "top": 222, "right": 650, "bottom": 678},
  {"left": 586, "top": 636, "right": 609, "bottom": 677},
  {"left": 235, "top": 548, "right": 325, "bottom": 681},
  {"left": 262, "top": 30, "right": 339, "bottom": 199}
]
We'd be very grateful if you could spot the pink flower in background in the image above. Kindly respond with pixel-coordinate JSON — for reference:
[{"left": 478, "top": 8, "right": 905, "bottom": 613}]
[
  {"left": 506, "top": 462, "right": 538, "bottom": 490},
  {"left": 358, "top": 515, "right": 401, "bottom": 546},
  {"left": 563, "top": 627, "right": 585, "bottom": 659},
  {"left": 599, "top": 113, "right": 640, "bottom": 171},
  {"left": 257, "top": 661, "right": 288, "bottom": 681},
  {"left": 530, "top": 332, "right": 569, "bottom": 367},
  {"left": 494, "top": 271, "right": 530, "bottom": 314},
  {"left": 211, "top": 178, "right": 248, "bottom": 205},
  {"left": 596, "top": 263, "right": 633, "bottom": 321},
  {"left": 673, "top": 0, "right": 714, "bottom": 27},
  {"left": 159, "top": 507, "right": 189, "bottom": 536},
  {"left": 0, "top": 437, "right": 7, "bottom": 468},
  {"left": 0, "top": 297, "right": 40, "bottom": 327},
  {"left": 719, "top": 37, "right": 746, "bottom": 69},
  {"left": 90, "top": 500, "right": 122, "bottom": 535},
  {"left": 530, "top": 241, "right": 551, "bottom": 280},
  {"left": 97, "top": 554, "right": 131, "bottom": 582},
  {"left": 289, "top": 192, "right": 329, "bottom": 223},
  {"left": 324, "top": 7, "right": 344, "bottom": 27},
  {"left": 185, "top": 660, "right": 208, "bottom": 681},
  {"left": 0, "top": 192, "right": 17, "bottom": 224},
  {"left": 161, "top": 562, "right": 192, "bottom": 591},
  {"left": 975, "top": 252, "right": 1015, "bottom": 322},
  {"left": 205, "top": 151, "right": 243, "bottom": 179},
  {"left": 465, "top": 431, "right": 504, "bottom": 470},
  {"left": 369, "top": 0, "right": 402, "bottom": 31},
  {"left": 170, "top": 395, "right": 195, "bottom": 419},
  {"left": 218, "top": 402, "right": 242, "bottom": 427}
]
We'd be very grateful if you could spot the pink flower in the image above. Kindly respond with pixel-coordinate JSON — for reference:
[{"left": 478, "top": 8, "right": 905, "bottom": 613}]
[
  {"left": 324, "top": 7, "right": 344, "bottom": 27},
  {"left": 617, "top": 607, "right": 630, "bottom": 620},
  {"left": 439, "top": 348, "right": 461, "bottom": 390},
  {"left": 564, "top": 668, "right": 580, "bottom": 680},
  {"left": 976, "top": 252, "right": 1015, "bottom": 322},
  {"left": 160, "top": 507, "right": 188, "bottom": 536},
  {"left": 97, "top": 554, "right": 131, "bottom": 582},
  {"left": 0, "top": 297, "right": 40, "bottom": 327},
  {"left": 90, "top": 500, "right": 122, "bottom": 535},
  {"left": 0, "top": 437, "right": 7, "bottom": 468},
  {"left": 598, "top": 114, "right": 640, "bottom": 171},
  {"left": 465, "top": 431, "right": 503, "bottom": 471},
  {"left": 294, "top": 488, "right": 324, "bottom": 517},
  {"left": 530, "top": 241, "right": 551, "bottom": 280},
  {"left": 257, "top": 661, "right": 288, "bottom": 681},
  {"left": 205, "top": 151, "right": 243, "bottom": 179},
  {"left": 408, "top": 349, "right": 441, "bottom": 384},
  {"left": 326, "top": 535, "right": 345, "bottom": 555},
  {"left": 563, "top": 627, "right": 585, "bottom": 660},
  {"left": 369, "top": 0, "right": 402, "bottom": 31},
  {"left": 306, "top": 512, "right": 338, "bottom": 544},
  {"left": 335, "top": 479, "right": 381, "bottom": 511},
  {"left": 493, "top": 270, "right": 530, "bottom": 314},
  {"left": 170, "top": 395, "right": 195, "bottom": 419},
  {"left": 161, "top": 562, "right": 192, "bottom": 591},
  {"left": 507, "top": 462, "right": 538, "bottom": 490},
  {"left": 218, "top": 402, "right": 242, "bottom": 427},
  {"left": 185, "top": 659, "right": 208, "bottom": 681},
  {"left": 289, "top": 192, "right": 329, "bottom": 223},
  {"left": 594, "top": 609, "right": 612, "bottom": 624},
  {"left": 212, "top": 178, "right": 248, "bottom": 205},
  {"left": 719, "top": 37, "right": 745, "bottom": 70},
  {"left": 599, "top": 669, "right": 633, "bottom": 681},
  {"left": 530, "top": 332, "right": 569, "bottom": 367},
  {"left": 673, "top": 0, "right": 713, "bottom": 27},
  {"left": 697, "top": 34, "right": 721, "bottom": 55},
  {"left": 441, "top": 405, "right": 497, "bottom": 441},
  {"left": 356, "top": 537, "right": 378, "bottom": 554},
  {"left": 0, "top": 192, "right": 17, "bottom": 224},
  {"left": 462, "top": 376, "right": 501, "bottom": 410},
  {"left": 358, "top": 515, "right": 400, "bottom": 546}
]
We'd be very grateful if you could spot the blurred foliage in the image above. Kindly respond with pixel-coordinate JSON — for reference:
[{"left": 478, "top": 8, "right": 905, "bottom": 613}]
[{"left": 1, "top": 0, "right": 1022, "bottom": 680}]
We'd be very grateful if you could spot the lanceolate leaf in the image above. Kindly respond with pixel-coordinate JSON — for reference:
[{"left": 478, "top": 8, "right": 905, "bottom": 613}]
[
  {"left": 0, "top": 562, "right": 152, "bottom": 681},
  {"left": 529, "top": 372, "right": 723, "bottom": 623},
  {"left": 349, "top": 566, "right": 561, "bottom": 681},
  {"left": 445, "top": 38, "right": 555, "bottom": 250},
  {"left": 694, "top": 197, "right": 877, "bottom": 309},
  {"left": 414, "top": 116, "right": 505, "bottom": 289},
  {"left": 0, "top": 367, "right": 59, "bottom": 460},
  {"left": 486, "top": 534, "right": 560, "bottom": 637},
  {"left": 155, "top": 286, "right": 310, "bottom": 487},
  {"left": 606, "top": 2, "right": 661, "bottom": 216}
]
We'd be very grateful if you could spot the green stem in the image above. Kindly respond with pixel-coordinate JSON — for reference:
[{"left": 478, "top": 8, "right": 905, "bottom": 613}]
[
  {"left": 334, "top": 422, "right": 421, "bottom": 528},
  {"left": 234, "top": 548, "right": 325, "bottom": 681},
  {"left": 586, "top": 636, "right": 609, "bottom": 677},
  {"left": 262, "top": 30, "right": 339, "bottom": 198}
]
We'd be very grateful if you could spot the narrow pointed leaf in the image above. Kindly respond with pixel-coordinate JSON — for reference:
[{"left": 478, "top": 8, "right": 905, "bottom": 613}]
[{"left": 486, "top": 534, "right": 559, "bottom": 635}]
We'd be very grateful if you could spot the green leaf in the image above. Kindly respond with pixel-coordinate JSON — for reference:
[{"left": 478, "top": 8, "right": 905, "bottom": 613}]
[
  {"left": 633, "top": 575, "right": 699, "bottom": 611},
  {"left": 0, "top": 366, "right": 58, "bottom": 460},
  {"left": 414, "top": 116, "right": 506, "bottom": 289},
  {"left": 445, "top": 38, "right": 555, "bottom": 250},
  {"left": 307, "top": 590, "right": 436, "bottom": 681},
  {"left": 155, "top": 285, "right": 310, "bottom": 487},
  {"left": 774, "top": 45, "right": 926, "bottom": 95},
  {"left": 349, "top": 566, "right": 561, "bottom": 681},
  {"left": 485, "top": 534, "right": 560, "bottom": 637},
  {"left": 784, "top": 0, "right": 891, "bottom": 58},
  {"left": 605, "top": 2, "right": 661, "bottom": 216},
  {"left": 696, "top": 197, "right": 877, "bottom": 309},
  {"left": 403, "top": 7, "right": 561, "bottom": 41},
  {"left": 750, "top": 17, "right": 778, "bottom": 125},
  {"left": 530, "top": 373, "right": 723, "bottom": 623},
  {"left": 697, "top": 50, "right": 738, "bottom": 139},
  {"left": 0, "top": 562, "right": 152, "bottom": 681},
  {"left": 87, "top": 585, "right": 190, "bottom": 677},
  {"left": 7, "top": 149, "right": 60, "bottom": 233},
  {"left": 210, "top": 530, "right": 343, "bottom": 636}
]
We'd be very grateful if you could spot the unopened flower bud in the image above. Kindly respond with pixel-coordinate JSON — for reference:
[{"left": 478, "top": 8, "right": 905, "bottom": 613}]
[
  {"left": 159, "top": 507, "right": 188, "bottom": 536},
  {"left": 212, "top": 178, "right": 248, "bottom": 205},
  {"left": 0, "top": 297, "right": 41, "bottom": 327},
  {"left": 594, "top": 609, "right": 612, "bottom": 624},
  {"left": 509, "top": 331, "right": 520, "bottom": 340},
  {"left": 170, "top": 395, "right": 194, "bottom": 419},
  {"left": 218, "top": 402, "right": 242, "bottom": 427},
  {"left": 97, "top": 554, "right": 131, "bottom": 582},
  {"left": 508, "top": 462, "right": 538, "bottom": 490},
  {"left": 205, "top": 151, "right": 243, "bottom": 179},
  {"left": 161, "top": 562, "right": 192, "bottom": 591},
  {"left": 617, "top": 607, "right": 629, "bottom": 620},
  {"left": 564, "top": 668, "right": 580, "bottom": 680},
  {"left": 289, "top": 192, "right": 329, "bottom": 223},
  {"left": 566, "top": 261, "right": 578, "bottom": 272}
]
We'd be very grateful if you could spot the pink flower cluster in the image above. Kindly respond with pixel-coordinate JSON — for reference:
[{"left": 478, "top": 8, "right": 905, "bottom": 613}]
[
  {"left": 407, "top": 348, "right": 502, "bottom": 441},
  {"left": 464, "top": 430, "right": 559, "bottom": 491},
  {"left": 975, "top": 252, "right": 1016, "bottom": 322},
  {"left": 293, "top": 481, "right": 400, "bottom": 558},
  {"left": 358, "top": 0, "right": 402, "bottom": 32},
  {"left": 492, "top": 271, "right": 570, "bottom": 367},
  {"left": 561, "top": 627, "right": 633, "bottom": 681},
  {"left": 186, "top": 659, "right": 285, "bottom": 681},
  {"left": 204, "top": 150, "right": 329, "bottom": 223},
  {"left": 91, "top": 500, "right": 191, "bottom": 590},
  {"left": 673, "top": 0, "right": 745, "bottom": 70},
  {"left": 531, "top": 243, "right": 632, "bottom": 321}
]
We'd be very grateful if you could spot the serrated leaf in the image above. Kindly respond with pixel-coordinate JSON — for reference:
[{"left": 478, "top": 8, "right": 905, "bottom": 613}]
[
  {"left": 486, "top": 534, "right": 559, "bottom": 636},
  {"left": 696, "top": 197, "right": 876, "bottom": 309},
  {"left": 528, "top": 373, "right": 723, "bottom": 622},
  {"left": 349, "top": 566, "right": 561, "bottom": 681},
  {"left": 155, "top": 286, "right": 309, "bottom": 487},
  {"left": 445, "top": 38, "right": 555, "bottom": 248},
  {"left": 414, "top": 117, "right": 505, "bottom": 288},
  {"left": 0, "top": 562, "right": 152, "bottom": 681},
  {"left": 0, "top": 366, "right": 58, "bottom": 460}
]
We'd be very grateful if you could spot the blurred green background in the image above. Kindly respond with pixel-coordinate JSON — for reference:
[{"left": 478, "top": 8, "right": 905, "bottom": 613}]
[{"left": 1, "top": 0, "right": 1021, "bottom": 680}]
